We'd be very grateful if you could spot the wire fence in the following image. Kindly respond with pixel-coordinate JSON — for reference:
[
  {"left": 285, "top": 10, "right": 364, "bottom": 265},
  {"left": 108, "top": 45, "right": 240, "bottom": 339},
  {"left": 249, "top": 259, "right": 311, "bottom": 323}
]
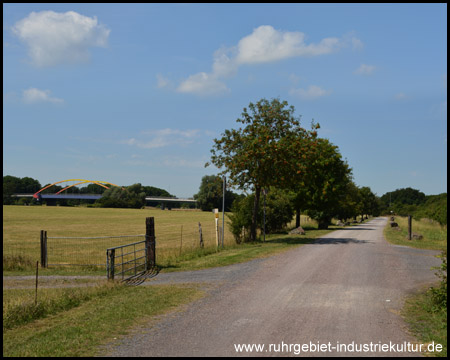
[
  {"left": 4, "top": 220, "right": 233, "bottom": 269},
  {"left": 46, "top": 234, "right": 147, "bottom": 266}
]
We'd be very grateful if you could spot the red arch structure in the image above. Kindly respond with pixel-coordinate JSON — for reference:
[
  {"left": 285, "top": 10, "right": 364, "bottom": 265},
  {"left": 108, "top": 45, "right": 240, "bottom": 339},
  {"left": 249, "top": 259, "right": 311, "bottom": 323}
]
[{"left": 33, "top": 179, "right": 122, "bottom": 199}]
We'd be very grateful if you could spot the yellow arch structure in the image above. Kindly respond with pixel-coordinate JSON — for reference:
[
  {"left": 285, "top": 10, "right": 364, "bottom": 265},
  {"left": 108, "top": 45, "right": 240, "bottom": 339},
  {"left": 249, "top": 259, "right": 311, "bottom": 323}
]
[
  {"left": 56, "top": 180, "right": 110, "bottom": 194},
  {"left": 33, "top": 179, "right": 123, "bottom": 198}
]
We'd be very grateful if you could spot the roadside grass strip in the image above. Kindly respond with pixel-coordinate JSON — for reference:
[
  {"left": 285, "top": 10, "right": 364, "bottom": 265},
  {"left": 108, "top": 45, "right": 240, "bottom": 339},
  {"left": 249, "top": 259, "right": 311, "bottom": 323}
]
[
  {"left": 383, "top": 216, "right": 446, "bottom": 252},
  {"left": 3, "top": 283, "right": 204, "bottom": 357},
  {"left": 401, "top": 287, "right": 447, "bottom": 357},
  {"left": 384, "top": 217, "right": 447, "bottom": 358}
]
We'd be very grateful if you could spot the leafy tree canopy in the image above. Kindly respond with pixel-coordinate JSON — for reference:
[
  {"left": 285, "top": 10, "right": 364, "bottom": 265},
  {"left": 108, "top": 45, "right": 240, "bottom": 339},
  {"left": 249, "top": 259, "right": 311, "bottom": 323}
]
[{"left": 207, "top": 97, "right": 319, "bottom": 240}]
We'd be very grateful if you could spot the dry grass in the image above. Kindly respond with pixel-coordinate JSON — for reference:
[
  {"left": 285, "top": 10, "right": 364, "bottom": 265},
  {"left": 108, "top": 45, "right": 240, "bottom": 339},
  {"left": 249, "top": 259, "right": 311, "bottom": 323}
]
[
  {"left": 3, "top": 205, "right": 234, "bottom": 267},
  {"left": 383, "top": 215, "right": 447, "bottom": 251}
]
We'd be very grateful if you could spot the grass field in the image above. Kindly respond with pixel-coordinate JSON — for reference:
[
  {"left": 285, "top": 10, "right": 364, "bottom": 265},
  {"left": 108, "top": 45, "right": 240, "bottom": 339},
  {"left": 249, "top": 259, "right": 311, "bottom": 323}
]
[
  {"left": 383, "top": 216, "right": 447, "bottom": 252},
  {"left": 3, "top": 205, "right": 234, "bottom": 268},
  {"left": 3, "top": 205, "right": 321, "bottom": 275}
]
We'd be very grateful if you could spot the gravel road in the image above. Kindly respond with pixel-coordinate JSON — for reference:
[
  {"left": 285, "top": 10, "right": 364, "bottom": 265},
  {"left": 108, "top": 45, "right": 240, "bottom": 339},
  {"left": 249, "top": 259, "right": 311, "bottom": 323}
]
[{"left": 102, "top": 217, "right": 442, "bottom": 357}]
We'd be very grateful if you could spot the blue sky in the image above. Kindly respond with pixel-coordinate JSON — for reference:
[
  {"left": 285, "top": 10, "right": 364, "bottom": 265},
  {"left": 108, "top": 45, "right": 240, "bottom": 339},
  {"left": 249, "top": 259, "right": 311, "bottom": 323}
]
[{"left": 3, "top": 3, "right": 447, "bottom": 198}]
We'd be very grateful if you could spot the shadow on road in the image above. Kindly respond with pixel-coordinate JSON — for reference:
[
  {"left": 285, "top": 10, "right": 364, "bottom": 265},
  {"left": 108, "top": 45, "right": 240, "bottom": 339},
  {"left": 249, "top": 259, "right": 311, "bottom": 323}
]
[
  {"left": 266, "top": 237, "right": 317, "bottom": 245},
  {"left": 313, "top": 238, "right": 374, "bottom": 245},
  {"left": 122, "top": 266, "right": 160, "bottom": 286},
  {"left": 337, "top": 226, "right": 375, "bottom": 231}
]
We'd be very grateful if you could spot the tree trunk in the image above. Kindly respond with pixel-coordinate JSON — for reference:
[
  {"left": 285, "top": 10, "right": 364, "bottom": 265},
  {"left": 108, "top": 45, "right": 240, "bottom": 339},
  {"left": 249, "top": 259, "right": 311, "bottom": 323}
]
[
  {"left": 250, "top": 186, "right": 261, "bottom": 242},
  {"left": 318, "top": 218, "right": 330, "bottom": 229},
  {"left": 296, "top": 208, "right": 301, "bottom": 228}
]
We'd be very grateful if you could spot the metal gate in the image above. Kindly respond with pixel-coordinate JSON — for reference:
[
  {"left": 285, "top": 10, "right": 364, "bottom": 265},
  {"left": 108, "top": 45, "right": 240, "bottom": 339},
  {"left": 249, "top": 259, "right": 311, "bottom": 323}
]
[{"left": 106, "top": 217, "right": 156, "bottom": 282}]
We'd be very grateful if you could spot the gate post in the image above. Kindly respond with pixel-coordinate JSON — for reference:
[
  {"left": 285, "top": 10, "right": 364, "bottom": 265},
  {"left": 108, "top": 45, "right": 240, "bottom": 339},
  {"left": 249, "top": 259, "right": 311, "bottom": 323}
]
[
  {"left": 146, "top": 217, "right": 156, "bottom": 269},
  {"left": 107, "top": 248, "right": 115, "bottom": 280}
]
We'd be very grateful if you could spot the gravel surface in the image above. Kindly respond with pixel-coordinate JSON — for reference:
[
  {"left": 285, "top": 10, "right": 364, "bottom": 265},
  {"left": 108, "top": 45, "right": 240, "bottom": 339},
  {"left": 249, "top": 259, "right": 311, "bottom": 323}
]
[{"left": 101, "top": 218, "right": 442, "bottom": 357}]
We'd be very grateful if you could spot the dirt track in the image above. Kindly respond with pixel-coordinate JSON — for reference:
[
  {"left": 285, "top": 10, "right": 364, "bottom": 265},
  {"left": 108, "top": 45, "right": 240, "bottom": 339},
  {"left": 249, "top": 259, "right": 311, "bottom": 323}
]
[{"left": 102, "top": 217, "right": 441, "bottom": 357}]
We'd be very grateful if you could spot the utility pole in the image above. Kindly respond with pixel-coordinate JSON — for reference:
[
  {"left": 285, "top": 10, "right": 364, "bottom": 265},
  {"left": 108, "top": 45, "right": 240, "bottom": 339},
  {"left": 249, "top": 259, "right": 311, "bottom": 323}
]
[
  {"left": 263, "top": 188, "right": 268, "bottom": 242},
  {"left": 222, "top": 176, "right": 226, "bottom": 248}
]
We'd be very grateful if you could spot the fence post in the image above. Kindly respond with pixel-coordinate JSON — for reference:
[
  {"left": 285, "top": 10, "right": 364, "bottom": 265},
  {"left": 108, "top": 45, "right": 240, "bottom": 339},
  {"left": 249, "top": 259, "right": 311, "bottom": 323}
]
[
  {"left": 408, "top": 215, "right": 412, "bottom": 240},
  {"left": 107, "top": 249, "right": 115, "bottom": 280},
  {"left": 146, "top": 217, "right": 156, "bottom": 269},
  {"left": 40, "top": 230, "right": 47, "bottom": 268},
  {"left": 198, "top": 222, "right": 204, "bottom": 248}
]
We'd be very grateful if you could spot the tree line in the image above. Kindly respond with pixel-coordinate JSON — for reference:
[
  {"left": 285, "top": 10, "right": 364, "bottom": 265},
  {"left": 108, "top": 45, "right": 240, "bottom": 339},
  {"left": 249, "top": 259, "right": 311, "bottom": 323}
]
[
  {"left": 204, "top": 97, "right": 381, "bottom": 241},
  {"left": 202, "top": 97, "right": 446, "bottom": 241},
  {"left": 379, "top": 188, "right": 447, "bottom": 225},
  {"left": 2, "top": 175, "right": 174, "bottom": 208}
]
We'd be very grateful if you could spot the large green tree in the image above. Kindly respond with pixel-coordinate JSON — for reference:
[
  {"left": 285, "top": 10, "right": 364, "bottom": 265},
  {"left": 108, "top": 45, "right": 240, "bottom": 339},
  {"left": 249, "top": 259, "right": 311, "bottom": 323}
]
[
  {"left": 207, "top": 98, "right": 318, "bottom": 241},
  {"left": 302, "top": 138, "right": 353, "bottom": 229}
]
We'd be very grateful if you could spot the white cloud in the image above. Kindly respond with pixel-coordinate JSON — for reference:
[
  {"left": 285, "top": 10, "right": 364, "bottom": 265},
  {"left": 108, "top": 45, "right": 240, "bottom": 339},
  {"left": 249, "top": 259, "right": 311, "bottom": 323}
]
[
  {"left": 212, "top": 46, "right": 239, "bottom": 78},
  {"left": 351, "top": 37, "right": 364, "bottom": 50},
  {"left": 235, "top": 25, "right": 341, "bottom": 64},
  {"left": 12, "top": 10, "right": 110, "bottom": 67},
  {"left": 22, "top": 87, "right": 64, "bottom": 104},
  {"left": 122, "top": 128, "right": 202, "bottom": 149},
  {"left": 289, "top": 85, "right": 331, "bottom": 101},
  {"left": 177, "top": 72, "right": 230, "bottom": 96},
  {"left": 172, "top": 25, "right": 360, "bottom": 96},
  {"left": 354, "top": 64, "right": 376, "bottom": 75}
]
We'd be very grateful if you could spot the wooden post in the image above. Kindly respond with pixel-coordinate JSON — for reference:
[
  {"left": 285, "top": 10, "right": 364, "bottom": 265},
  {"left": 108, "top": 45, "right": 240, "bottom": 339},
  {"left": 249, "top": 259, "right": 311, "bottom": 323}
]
[
  {"left": 179, "top": 225, "right": 183, "bottom": 256},
  {"left": 40, "top": 230, "right": 44, "bottom": 267},
  {"left": 146, "top": 217, "right": 156, "bottom": 268},
  {"left": 44, "top": 231, "right": 48, "bottom": 267},
  {"left": 214, "top": 209, "right": 219, "bottom": 247},
  {"left": 408, "top": 215, "right": 412, "bottom": 240},
  {"left": 40, "top": 230, "right": 47, "bottom": 268},
  {"left": 107, "top": 249, "right": 115, "bottom": 280},
  {"left": 35, "top": 261, "right": 39, "bottom": 305},
  {"left": 198, "top": 222, "right": 204, "bottom": 248}
]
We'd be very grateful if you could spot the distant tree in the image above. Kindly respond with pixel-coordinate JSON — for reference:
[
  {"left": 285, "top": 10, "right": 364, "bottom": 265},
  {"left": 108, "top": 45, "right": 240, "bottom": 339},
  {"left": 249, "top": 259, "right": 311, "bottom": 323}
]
[
  {"left": 380, "top": 187, "right": 426, "bottom": 208},
  {"left": 141, "top": 185, "right": 172, "bottom": 197},
  {"left": 95, "top": 185, "right": 144, "bottom": 208},
  {"left": 194, "top": 175, "right": 238, "bottom": 212},
  {"left": 79, "top": 183, "right": 109, "bottom": 194},
  {"left": 3, "top": 175, "right": 41, "bottom": 205},
  {"left": 19, "top": 177, "right": 42, "bottom": 193},
  {"left": 3, "top": 176, "right": 21, "bottom": 204}
]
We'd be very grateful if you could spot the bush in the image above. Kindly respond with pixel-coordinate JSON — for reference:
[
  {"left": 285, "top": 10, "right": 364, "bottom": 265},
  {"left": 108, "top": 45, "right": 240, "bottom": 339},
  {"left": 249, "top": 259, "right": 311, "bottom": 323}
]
[
  {"left": 429, "top": 250, "right": 447, "bottom": 312},
  {"left": 227, "top": 188, "right": 294, "bottom": 243},
  {"left": 415, "top": 194, "right": 447, "bottom": 225},
  {"left": 227, "top": 195, "right": 254, "bottom": 244}
]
